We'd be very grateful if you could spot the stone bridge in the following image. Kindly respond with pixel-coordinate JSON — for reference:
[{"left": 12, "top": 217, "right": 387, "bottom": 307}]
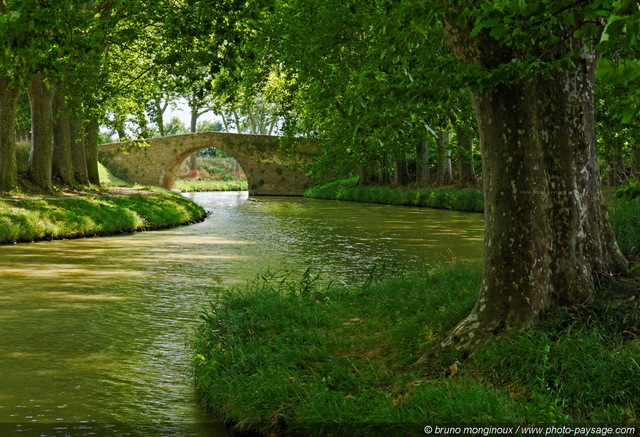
[{"left": 98, "top": 132, "right": 321, "bottom": 196}]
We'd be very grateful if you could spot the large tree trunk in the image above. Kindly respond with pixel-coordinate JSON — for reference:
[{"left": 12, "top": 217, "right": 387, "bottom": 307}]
[
  {"left": 84, "top": 117, "right": 100, "bottom": 185},
  {"left": 436, "top": 131, "right": 453, "bottom": 185},
  {"left": 28, "top": 73, "right": 55, "bottom": 191},
  {"left": 394, "top": 156, "right": 410, "bottom": 186},
  {"left": 154, "top": 98, "right": 167, "bottom": 137},
  {"left": 440, "top": 23, "right": 628, "bottom": 352},
  {"left": 189, "top": 103, "right": 199, "bottom": 172},
  {"left": 52, "top": 90, "right": 75, "bottom": 186},
  {"left": 378, "top": 154, "right": 391, "bottom": 185},
  {"left": 70, "top": 109, "right": 89, "bottom": 185},
  {"left": 0, "top": 77, "right": 21, "bottom": 192},
  {"left": 416, "top": 140, "right": 430, "bottom": 187},
  {"left": 113, "top": 111, "right": 127, "bottom": 141}
]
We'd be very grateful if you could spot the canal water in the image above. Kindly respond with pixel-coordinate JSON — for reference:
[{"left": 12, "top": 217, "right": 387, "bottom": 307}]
[{"left": 0, "top": 191, "right": 483, "bottom": 436}]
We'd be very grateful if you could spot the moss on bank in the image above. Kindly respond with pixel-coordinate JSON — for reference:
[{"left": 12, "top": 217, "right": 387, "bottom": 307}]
[
  {"left": 0, "top": 188, "right": 206, "bottom": 245},
  {"left": 305, "top": 176, "right": 484, "bottom": 213}
]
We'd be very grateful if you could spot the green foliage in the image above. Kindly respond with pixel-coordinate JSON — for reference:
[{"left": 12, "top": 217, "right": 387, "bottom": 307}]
[
  {"left": 179, "top": 155, "right": 239, "bottom": 175},
  {"left": 608, "top": 195, "right": 640, "bottom": 259},
  {"left": 165, "top": 117, "right": 189, "bottom": 136},
  {"left": 197, "top": 120, "right": 223, "bottom": 133},
  {"left": 305, "top": 177, "right": 484, "bottom": 213},
  {"left": 15, "top": 141, "right": 30, "bottom": 175},
  {"left": 615, "top": 179, "right": 640, "bottom": 200},
  {"left": 0, "top": 189, "right": 205, "bottom": 244}
]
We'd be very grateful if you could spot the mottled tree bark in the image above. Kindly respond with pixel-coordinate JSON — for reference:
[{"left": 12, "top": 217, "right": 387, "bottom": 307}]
[
  {"left": 52, "top": 90, "right": 75, "bottom": 186},
  {"left": 28, "top": 73, "right": 55, "bottom": 191},
  {"left": 84, "top": 117, "right": 100, "bottom": 185},
  {"left": 70, "top": 110, "right": 89, "bottom": 185},
  {"left": 0, "top": 77, "right": 21, "bottom": 191},
  {"left": 189, "top": 106, "right": 198, "bottom": 172},
  {"left": 440, "top": 21, "right": 628, "bottom": 352},
  {"left": 436, "top": 131, "right": 453, "bottom": 185}
]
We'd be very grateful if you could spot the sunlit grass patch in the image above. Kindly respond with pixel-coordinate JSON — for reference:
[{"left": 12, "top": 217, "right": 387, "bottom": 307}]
[
  {"left": 0, "top": 190, "right": 205, "bottom": 244},
  {"left": 174, "top": 179, "right": 248, "bottom": 192}
]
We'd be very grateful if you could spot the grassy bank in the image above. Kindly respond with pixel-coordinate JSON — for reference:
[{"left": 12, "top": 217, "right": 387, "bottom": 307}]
[
  {"left": 193, "top": 197, "right": 640, "bottom": 436},
  {"left": 304, "top": 176, "right": 484, "bottom": 213},
  {"left": 0, "top": 188, "right": 206, "bottom": 245},
  {"left": 193, "top": 263, "right": 640, "bottom": 436},
  {"left": 0, "top": 158, "right": 206, "bottom": 244},
  {"left": 174, "top": 178, "right": 248, "bottom": 192}
]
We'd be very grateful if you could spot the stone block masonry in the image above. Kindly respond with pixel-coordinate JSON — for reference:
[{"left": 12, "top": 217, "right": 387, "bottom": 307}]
[{"left": 98, "top": 132, "right": 321, "bottom": 196}]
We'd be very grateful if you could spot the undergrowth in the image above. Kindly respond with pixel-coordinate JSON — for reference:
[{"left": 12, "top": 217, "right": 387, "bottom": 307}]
[
  {"left": 193, "top": 264, "right": 640, "bottom": 436},
  {"left": 609, "top": 196, "right": 640, "bottom": 261}
]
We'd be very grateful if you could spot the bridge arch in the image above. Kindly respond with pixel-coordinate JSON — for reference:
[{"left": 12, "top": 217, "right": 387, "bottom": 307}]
[
  {"left": 98, "top": 132, "right": 321, "bottom": 196},
  {"left": 163, "top": 143, "right": 246, "bottom": 189}
]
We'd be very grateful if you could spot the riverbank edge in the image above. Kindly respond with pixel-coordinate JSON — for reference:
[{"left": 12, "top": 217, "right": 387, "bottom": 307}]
[
  {"left": 0, "top": 187, "right": 206, "bottom": 245},
  {"left": 192, "top": 262, "right": 640, "bottom": 436},
  {"left": 304, "top": 176, "right": 484, "bottom": 213}
]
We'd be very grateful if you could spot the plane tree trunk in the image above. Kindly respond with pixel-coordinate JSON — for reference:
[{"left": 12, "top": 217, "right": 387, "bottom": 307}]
[
  {"left": 70, "top": 109, "right": 89, "bottom": 185},
  {"left": 416, "top": 139, "right": 430, "bottom": 187},
  {"left": 439, "top": 19, "right": 628, "bottom": 353},
  {"left": 394, "top": 156, "right": 410, "bottom": 186},
  {"left": 84, "top": 117, "right": 100, "bottom": 185},
  {"left": 0, "top": 77, "right": 21, "bottom": 191},
  {"left": 189, "top": 109, "right": 198, "bottom": 172},
  {"left": 52, "top": 89, "right": 75, "bottom": 186},
  {"left": 436, "top": 131, "right": 453, "bottom": 185},
  {"left": 28, "top": 73, "right": 55, "bottom": 191}
]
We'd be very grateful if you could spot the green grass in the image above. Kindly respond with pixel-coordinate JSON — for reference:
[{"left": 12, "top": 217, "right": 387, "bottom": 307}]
[
  {"left": 0, "top": 188, "right": 206, "bottom": 244},
  {"left": 193, "top": 263, "right": 640, "bottom": 435},
  {"left": 305, "top": 177, "right": 484, "bottom": 213},
  {"left": 174, "top": 179, "right": 248, "bottom": 192},
  {"left": 0, "top": 150, "right": 206, "bottom": 244},
  {"left": 99, "top": 161, "right": 131, "bottom": 187}
]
